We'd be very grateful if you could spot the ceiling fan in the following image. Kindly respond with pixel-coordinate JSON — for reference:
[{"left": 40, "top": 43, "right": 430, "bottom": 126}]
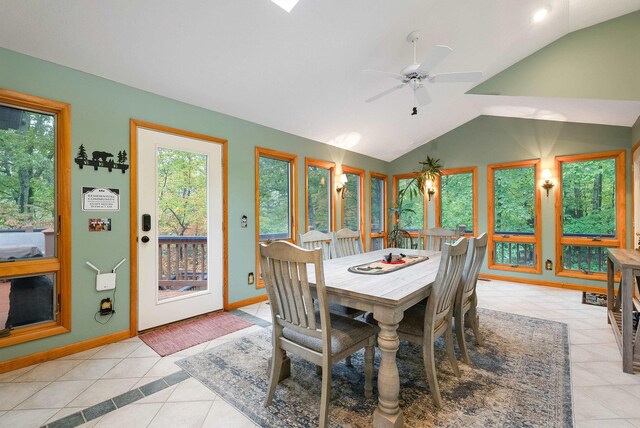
[{"left": 364, "top": 31, "right": 483, "bottom": 109}]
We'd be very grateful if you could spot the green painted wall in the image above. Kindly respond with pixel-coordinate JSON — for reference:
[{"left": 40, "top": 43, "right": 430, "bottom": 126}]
[
  {"left": 389, "top": 115, "right": 631, "bottom": 289},
  {"left": 470, "top": 11, "right": 640, "bottom": 100},
  {"left": 0, "top": 47, "right": 387, "bottom": 361},
  {"left": 633, "top": 116, "right": 640, "bottom": 145}
]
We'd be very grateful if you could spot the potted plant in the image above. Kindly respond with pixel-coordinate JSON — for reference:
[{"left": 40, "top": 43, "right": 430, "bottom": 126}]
[{"left": 388, "top": 156, "right": 443, "bottom": 247}]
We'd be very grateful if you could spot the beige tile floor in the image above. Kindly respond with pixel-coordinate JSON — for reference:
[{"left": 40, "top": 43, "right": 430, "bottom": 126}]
[{"left": 1, "top": 279, "right": 639, "bottom": 427}]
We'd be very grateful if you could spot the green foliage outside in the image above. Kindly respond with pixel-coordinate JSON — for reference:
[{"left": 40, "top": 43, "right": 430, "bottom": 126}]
[
  {"left": 562, "top": 159, "right": 616, "bottom": 237},
  {"left": 0, "top": 108, "right": 55, "bottom": 230},
  {"left": 493, "top": 167, "right": 535, "bottom": 234},
  {"left": 440, "top": 172, "right": 473, "bottom": 232},
  {"left": 157, "top": 148, "right": 207, "bottom": 236},
  {"left": 308, "top": 165, "right": 330, "bottom": 232},
  {"left": 370, "top": 177, "right": 384, "bottom": 232},
  {"left": 258, "top": 157, "right": 290, "bottom": 239},
  {"left": 343, "top": 172, "right": 360, "bottom": 231},
  {"left": 397, "top": 178, "right": 423, "bottom": 230}
]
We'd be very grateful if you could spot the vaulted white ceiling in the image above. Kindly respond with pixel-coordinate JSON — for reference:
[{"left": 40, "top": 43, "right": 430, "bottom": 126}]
[{"left": 1, "top": 0, "right": 639, "bottom": 161}]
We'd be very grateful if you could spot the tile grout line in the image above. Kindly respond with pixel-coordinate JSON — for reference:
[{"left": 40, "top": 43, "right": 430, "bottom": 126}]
[{"left": 42, "top": 370, "right": 190, "bottom": 428}]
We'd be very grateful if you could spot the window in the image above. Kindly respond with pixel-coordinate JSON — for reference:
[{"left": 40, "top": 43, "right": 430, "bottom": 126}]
[
  {"left": 436, "top": 167, "right": 477, "bottom": 235},
  {"left": 487, "top": 160, "right": 541, "bottom": 273},
  {"left": 341, "top": 166, "right": 364, "bottom": 245},
  {"left": 393, "top": 174, "right": 426, "bottom": 232},
  {"left": 255, "top": 147, "right": 297, "bottom": 287},
  {"left": 0, "top": 89, "right": 70, "bottom": 347},
  {"left": 370, "top": 172, "right": 387, "bottom": 250},
  {"left": 305, "top": 158, "right": 335, "bottom": 233},
  {"left": 555, "top": 151, "right": 625, "bottom": 279}
]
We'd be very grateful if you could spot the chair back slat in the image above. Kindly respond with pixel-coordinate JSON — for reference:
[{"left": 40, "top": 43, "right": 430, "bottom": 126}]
[
  {"left": 418, "top": 227, "right": 457, "bottom": 251},
  {"left": 333, "top": 228, "right": 363, "bottom": 258},
  {"left": 459, "top": 233, "right": 488, "bottom": 305},
  {"left": 260, "top": 241, "right": 326, "bottom": 337},
  {"left": 298, "top": 230, "right": 336, "bottom": 260},
  {"left": 429, "top": 237, "right": 468, "bottom": 322}
]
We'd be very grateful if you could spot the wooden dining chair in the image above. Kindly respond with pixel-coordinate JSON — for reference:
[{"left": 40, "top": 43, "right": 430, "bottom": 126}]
[
  {"left": 259, "top": 241, "right": 375, "bottom": 427},
  {"left": 298, "top": 230, "right": 336, "bottom": 260},
  {"left": 417, "top": 227, "right": 457, "bottom": 251},
  {"left": 333, "top": 228, "right": 363, "bottom": 257},
  {"left": 396, "top": 237, "right": 468, "bottom": 408},
  {"left": 454, "top": 233, "right": 488, "bottom": 365}
]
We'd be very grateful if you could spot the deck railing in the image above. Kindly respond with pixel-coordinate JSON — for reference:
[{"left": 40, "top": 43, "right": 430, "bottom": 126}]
[{"left": 158, "top": 236, "right": 207, "bottom": 290}]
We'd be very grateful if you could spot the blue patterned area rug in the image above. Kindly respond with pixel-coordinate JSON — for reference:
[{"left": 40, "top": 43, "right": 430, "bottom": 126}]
[{"left": 177, "top": 309, "right": 572, "bottom": 427}]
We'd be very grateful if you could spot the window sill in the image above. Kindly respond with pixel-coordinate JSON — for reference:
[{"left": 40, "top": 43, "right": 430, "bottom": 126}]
[
  {"left": 555, "top": 270, "right": 608, "bottom": 282},
  {"left": 488, "top": 263, "right": 541, "bottom": 275},
  {"left": 0, "top": 322, "right": 69, "bottom": 348}
]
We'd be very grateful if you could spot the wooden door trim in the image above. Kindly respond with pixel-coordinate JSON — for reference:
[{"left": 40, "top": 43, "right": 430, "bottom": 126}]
[{"left": 129, "top": 119, "right": 229, "bottom": 336}]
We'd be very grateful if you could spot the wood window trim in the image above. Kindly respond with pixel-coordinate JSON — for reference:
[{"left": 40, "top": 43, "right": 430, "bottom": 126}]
[
  {"left": 487, "top": 159, "right": 542, "bottom": 274},
  {"left": 392, "top": 173, "right": 427, "bottom": 237},
  {"left": 0, "top": 89, "right": 71, "bottom": 348},
  {"left": 304, "top": 158, "right": 336, "bottom": 233},
  {"left": 370, "top": 171, "right": 388, "bottom": 249},
  {"left": 434, "top": 166, "right": 478, "bottom": 237},
  {"left": 254, "top": 147, "right": 298, "bottom": 289},
  {"left": 554, "top": 150, "right": 626, "bottom": 280},
  {"left": 341, "top": 165, "right": 365, "bottom": 250}
]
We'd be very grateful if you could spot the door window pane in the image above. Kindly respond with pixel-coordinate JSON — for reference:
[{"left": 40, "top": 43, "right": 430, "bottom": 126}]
[
  {"left": 157, "top": 148, "right": 208, "bottom": 301},
  {"left": 493, "top": 167, "right": 535, "bottom": 234},
  {"left": 259, "top": 156, "right": 291, "bottom": 240},
  {"left": 561, "top": 158, "right": 616, "bottom": 237},
  {"left": 440, "top": 172, "right": 473, "bottom": 233},
  {"left": 343, "top": 172, "right": 360, "bottom": 231},
  {"left": 308, "top": 165, "right": 331, "bottom": 232},
  {"left": 0, "top": 106, "right": 55, "bottom": 260}
]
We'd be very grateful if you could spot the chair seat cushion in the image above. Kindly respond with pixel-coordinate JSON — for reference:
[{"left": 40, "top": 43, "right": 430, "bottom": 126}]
[
  {"left": 396, "top": 304, "right": 426, "bottom": 337},
  {"left": 283, "top": 312, "right": 374, "bottom": 355}
]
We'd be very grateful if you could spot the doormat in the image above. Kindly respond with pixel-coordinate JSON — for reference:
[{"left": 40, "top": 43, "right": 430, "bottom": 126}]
[
  {"left": 582, "top": 292, "right": 607, "bottom": 307},
  {"left": 139, "top": 312, "right": 253, "bottom": 356}
]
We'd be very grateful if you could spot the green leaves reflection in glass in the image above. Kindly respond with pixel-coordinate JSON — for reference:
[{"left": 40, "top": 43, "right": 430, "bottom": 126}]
[
  {"left": 0, "top": 106, "right": 55, "bottom": 230},
  {"left": 308, "top": 165, "right": 331, "bottom": 233},
  {"left": 440, "top": 172, "right": 473, "bottom": 233},
  {"left": 343, "top": 172, "right": 360, "bottom": 230},
  {"left": 493, "top": 166, "right": 535, "bottom": 234},
  {"left": 370, "top": 177, "right": 384, "bottom": 233},
  {"left": 561, "top": 158, "right": 616, "bottom": 237},
  {"left": 156, "top": 148, "right": 208, "bottom": 237},
  {"left": 259, "top": 156, "right": 290, "bottom": 240}
]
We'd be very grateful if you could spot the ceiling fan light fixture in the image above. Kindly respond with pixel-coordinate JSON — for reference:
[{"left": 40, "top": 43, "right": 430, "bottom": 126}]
[{"left": 532, "top": 7, "right": 550, "bottom": 23}]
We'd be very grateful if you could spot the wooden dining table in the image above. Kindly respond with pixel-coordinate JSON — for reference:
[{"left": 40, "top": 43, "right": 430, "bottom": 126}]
[{"left": 307, "top": 247, "right": 442, "bottom": 428}]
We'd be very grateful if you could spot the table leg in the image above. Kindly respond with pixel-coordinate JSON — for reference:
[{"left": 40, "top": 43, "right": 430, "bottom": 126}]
[
  {"left": 622, "top": 268, "right": 634, "bottom": 373},
  {"left": 607, "top": 258, "right": 614, "bottom": 324},
  {"left": 373, "top": 320, "right": 403, "bottom": 428}
]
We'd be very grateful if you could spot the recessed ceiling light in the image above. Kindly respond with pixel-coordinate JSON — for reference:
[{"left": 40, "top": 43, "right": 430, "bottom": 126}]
[
  {"left": 532, "top": 7, "right": 549, "bottom": 23},
  {"left": 271, "top": 0, "right": 299, "bottom": 13}
]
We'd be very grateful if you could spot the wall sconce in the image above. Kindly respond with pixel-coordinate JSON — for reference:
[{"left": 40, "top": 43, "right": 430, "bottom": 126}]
[
  {"left": 336, "top": 174, "right": 348, "bottom": 199},
  {"left": 425, "top": 179, "right": 435, "bottom": 201},
  {"left": 541, "top": 169, "right": 555, "bottom": 198}
]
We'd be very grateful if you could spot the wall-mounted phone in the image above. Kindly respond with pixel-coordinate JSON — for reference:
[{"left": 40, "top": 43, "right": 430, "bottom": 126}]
[{"left": 142, "top": 214, "right": 151, "bottom": 232}]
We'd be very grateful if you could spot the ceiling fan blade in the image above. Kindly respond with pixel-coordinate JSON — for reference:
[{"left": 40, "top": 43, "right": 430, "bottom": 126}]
[
  {"left": 417, "top": 45, "right": 453, "bottom": 73},
  {"left": 429, "top": 71, "right": 483, "bottom": 83},
  {"left": 413, "top": 85, "right": 431, "bottom": 106},
  {"left": 362, "top": 69, "right": 405, "bottom": 80},
  {"left": 365, "top": 83, "right": 407, "bottom": 103}
]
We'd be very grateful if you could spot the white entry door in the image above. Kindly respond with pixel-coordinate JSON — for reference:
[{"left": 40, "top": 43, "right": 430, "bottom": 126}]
[
  {"left": 137, "top": 126, "right": 223, "bottom": 330},
  {"left": 635, "top": 146, "right": 640, "bottom": 249}
]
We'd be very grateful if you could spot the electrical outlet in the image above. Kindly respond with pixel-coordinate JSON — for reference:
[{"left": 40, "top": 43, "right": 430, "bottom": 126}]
[{"left": 248, "top": 272, "right": 254, "bottom": 285}]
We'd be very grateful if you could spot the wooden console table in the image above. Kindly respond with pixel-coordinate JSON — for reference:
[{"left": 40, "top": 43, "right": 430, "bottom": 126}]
[{"left": 607, "top": 248, "right": 640, "bottom": 373}]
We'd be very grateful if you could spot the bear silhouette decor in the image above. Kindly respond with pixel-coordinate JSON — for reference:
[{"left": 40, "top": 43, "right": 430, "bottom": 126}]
[{"left": 75, "top": 144, "right": 129, "bottom": 173}]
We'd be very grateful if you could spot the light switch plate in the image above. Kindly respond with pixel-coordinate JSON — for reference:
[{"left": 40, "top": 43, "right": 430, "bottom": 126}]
[{"left": 96, "top": 273, "right": 116, "bottom": 291}]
